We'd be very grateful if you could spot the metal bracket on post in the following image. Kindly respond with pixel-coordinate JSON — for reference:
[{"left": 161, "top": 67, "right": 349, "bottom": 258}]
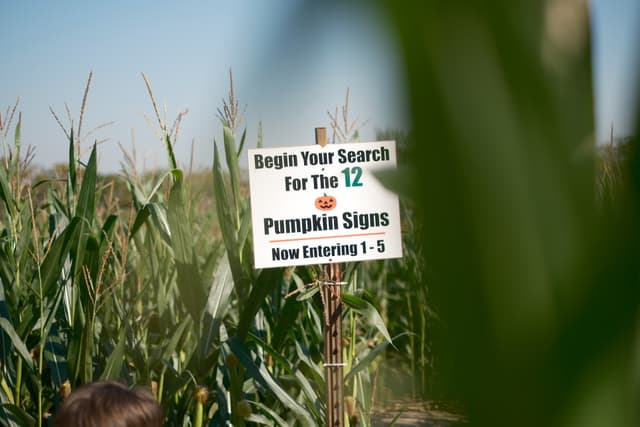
[{"left": 316, "top": 127, "right": 345, "bottom": 427}]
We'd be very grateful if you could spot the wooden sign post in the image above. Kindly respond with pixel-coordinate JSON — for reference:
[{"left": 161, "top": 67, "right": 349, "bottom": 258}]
[
  {"left": 316, "top": 128, "right": 345, "bottom": 426},
  {"left": 247, "top": 128, "right": 403, "bottom": 426}
]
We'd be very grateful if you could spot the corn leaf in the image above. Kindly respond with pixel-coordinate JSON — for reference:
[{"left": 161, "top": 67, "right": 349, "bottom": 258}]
[
  {"left": 75, "top": 307, "right": 94, "bottom": 384},
  {"left": 0, "top": 318, "right": 33, "bottom": 372},
  {"left": 0, "top": 165, "right": 14, "bottom": 218},
  {"left": 227, "top": 337, "right": 314, "bottom": 426},
  {"left": 248, "top": 401, "right": 289, "bottom": 427},
  {"left": 41, "top": 285, "right": 68, "bottom": 388},
  {"left": 213, "top": 142, "right": 246, "bottom": 301},
  {"left": 0, "top": 403, "right": 35, "bottom": 427},
  {"left": 342, "top": 293, "right": 393, "bottom": 345},
  {"left": 249, "top": 333, "right": 322, "bottom": 417},
  {"left": 244, "top": 412, "right": 273, "bottom": 425},
  {"left": 130, "top": 203, "right": 172, "bottom": 246},
  {"left": 44, "top": 322, "right": 68, "bottom": 388},
  {"left": 200, "top": 253, "right": 234, "bottom": 356},
  {"left": 296, "top": 285, "right": 320, "bottom": 301},
  {"left": 75, "top": 145, "right": 97, "bottom": 219},
  {"left": 0, "top": 283, "right": 15, "bottom": 382},
  {"left": 99, "top": 327, "right": 126, "bottom": 380},
  {"left": 213, "top": 143, "right": 237, "bottom": 252},
  {"left": 143, "top": 170, "right": 174, "bottom": 204},
  {"left": 66, "top": 130, "right": 76, "bottom": 217},
  {"left": 167, "top": 170, "right": 206, "bottom": 321},
  {"left": 12, "top": 118, "right": 21, "bottom": 171},
  {"left": 344, "top": 332, "right": 410, "bottom": 383},
  {"left": 99, "top": 214, "right": 118, "bottom": 247},
  {"left": 72, "top": 144, "right": 97, "bottom": 286},
  {"left": 164, "top": 133, "right": 177, "bottom": 170},
  {"left": 129, "top": 205, "right": 151, "bottom": 238},
  {"left": 161, "top": 316, "right": 192, "bottom": 363},
  {"left": 236, "top": 127, "right": 247, "bottom": 158},
  {"left": 295, "top": 341, "right": 323, "bottom": 381},
  {"left": 236, "top": 267, "right": 284, "bottom": 341},
  {"left": 237, "top": 205, "right": 252, "bottom": 259},
  {"left": 39, "top": 217, "right": 80, "bottom": 299},
  {"left": 223, "top": 126, "right": 241, "bottom": 228}
]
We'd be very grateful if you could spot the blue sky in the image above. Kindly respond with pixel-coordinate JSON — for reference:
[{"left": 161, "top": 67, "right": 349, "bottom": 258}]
[
  {"left": 0, "top": 1, "right": 637, "bottom": 173},
  {"left": 591, "top": 0, "right": 639, "bottom": 143}
]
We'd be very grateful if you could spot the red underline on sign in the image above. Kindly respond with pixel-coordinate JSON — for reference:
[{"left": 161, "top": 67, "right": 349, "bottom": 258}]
[{"left": 269, "top": 231, "right": 386, "bottom": 243}]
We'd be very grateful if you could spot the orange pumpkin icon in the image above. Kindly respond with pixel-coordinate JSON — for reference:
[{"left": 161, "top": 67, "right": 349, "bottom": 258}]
[{"left": 315, "top": 194, "right": 337, "bottom": 211}]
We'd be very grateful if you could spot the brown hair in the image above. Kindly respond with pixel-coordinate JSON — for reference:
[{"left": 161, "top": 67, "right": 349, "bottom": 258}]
[{"left": 54, "top": 381, "right": 163, "bottom": 427}]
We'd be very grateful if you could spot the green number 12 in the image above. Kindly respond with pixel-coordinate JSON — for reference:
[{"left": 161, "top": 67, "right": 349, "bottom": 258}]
[{"left": 341, "top": 166, "right": 363, "bottom": 187}]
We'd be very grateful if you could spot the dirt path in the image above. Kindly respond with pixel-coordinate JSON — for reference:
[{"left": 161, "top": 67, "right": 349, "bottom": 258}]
[{"left": 370, "top": 400, "right": 465, "bottom": 426}]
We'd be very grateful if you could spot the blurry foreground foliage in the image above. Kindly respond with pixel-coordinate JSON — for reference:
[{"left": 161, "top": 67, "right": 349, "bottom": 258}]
[{"left": 381, "top": 0, "right": 639, "bottom": 426}]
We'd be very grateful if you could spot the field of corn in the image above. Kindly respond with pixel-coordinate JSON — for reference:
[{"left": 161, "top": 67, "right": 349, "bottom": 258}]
[
  {"left": 3, "top": 1, "right": 640, "bottom": 427},
  {"left": 0, "top": 72, "right": 430, "bottom": 427}
]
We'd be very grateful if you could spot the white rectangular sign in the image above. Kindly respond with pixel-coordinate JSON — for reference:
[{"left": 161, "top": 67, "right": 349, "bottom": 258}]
[{"left": 248, "top": 141, "right": 403, "bottom": 268}]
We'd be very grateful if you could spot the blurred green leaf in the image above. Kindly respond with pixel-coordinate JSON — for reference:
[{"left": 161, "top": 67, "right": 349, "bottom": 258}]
[{"left": 373, "top": 167, "right": 413, "bottom": 199}]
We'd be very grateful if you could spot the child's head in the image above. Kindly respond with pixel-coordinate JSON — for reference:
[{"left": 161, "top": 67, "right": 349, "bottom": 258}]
[{"left": 54, "top": 381, "right": 162, "bottom": 427}]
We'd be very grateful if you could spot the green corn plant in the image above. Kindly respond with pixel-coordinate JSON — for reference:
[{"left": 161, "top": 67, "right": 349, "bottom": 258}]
[
  {"left": 212, "top": 123, "right": 319, "bottom": 425},
  {"left": 0, "top": 109, "right": 66, "bottom": 427},
  {"left": 0, "top": 99, "right": 114, "bottom": 425},
  {"left": 0, "top": 69, "right": 415, "bottom": 427},
  {"left": 129, "top": 75, "right": 236, "bottom": 425}
]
